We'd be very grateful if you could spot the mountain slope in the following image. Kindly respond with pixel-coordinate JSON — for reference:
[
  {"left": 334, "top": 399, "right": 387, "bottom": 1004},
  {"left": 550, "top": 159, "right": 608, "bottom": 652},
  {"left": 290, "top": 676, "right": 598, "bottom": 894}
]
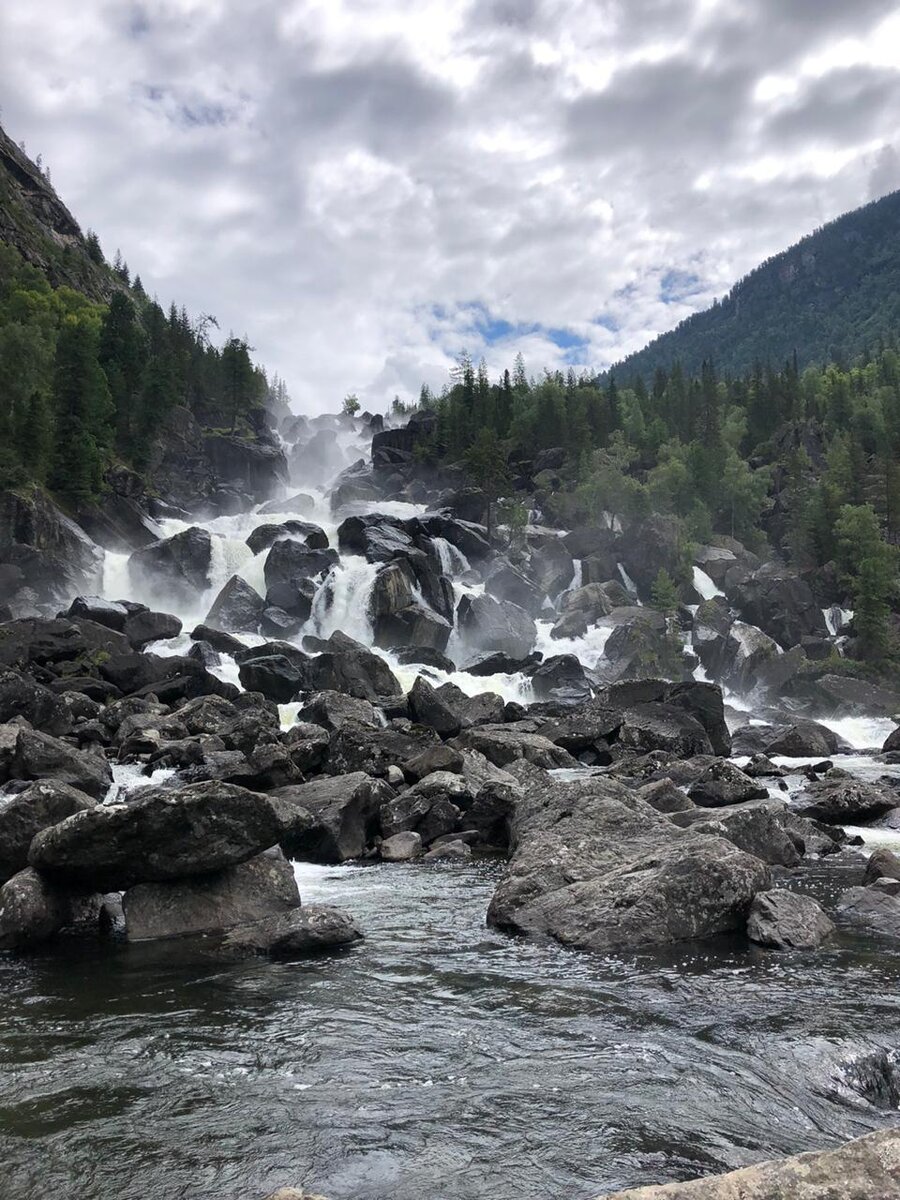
[{"left": 612, "top": 188, "right": 900, "bottom": 382}]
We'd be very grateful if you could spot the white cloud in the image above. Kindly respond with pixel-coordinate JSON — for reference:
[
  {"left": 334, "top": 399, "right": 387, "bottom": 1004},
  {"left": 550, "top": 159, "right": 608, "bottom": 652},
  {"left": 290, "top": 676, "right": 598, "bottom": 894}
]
[{"left": 0, "top": 0, "right": 898, "bottom": 412}]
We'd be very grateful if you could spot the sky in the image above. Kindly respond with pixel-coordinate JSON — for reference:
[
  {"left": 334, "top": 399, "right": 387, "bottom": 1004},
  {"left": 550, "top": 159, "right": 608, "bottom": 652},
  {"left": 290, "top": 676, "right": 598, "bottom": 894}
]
[{"left": 2, "top": 0, "right": 900, "bottom": 413}]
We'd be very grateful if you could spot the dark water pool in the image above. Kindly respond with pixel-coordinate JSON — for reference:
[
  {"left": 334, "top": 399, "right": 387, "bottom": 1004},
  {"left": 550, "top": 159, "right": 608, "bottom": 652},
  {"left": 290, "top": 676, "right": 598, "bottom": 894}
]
[{"left": 1, "top": 858, "right": 898, "bottom": 1200}]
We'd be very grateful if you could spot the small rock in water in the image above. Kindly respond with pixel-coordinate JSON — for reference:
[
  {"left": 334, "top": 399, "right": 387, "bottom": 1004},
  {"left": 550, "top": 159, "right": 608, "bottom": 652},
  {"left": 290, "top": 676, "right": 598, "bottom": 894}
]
[
  {"left": 423, "top": 839, "right": 472, "bottom": 861},
  {"left": 379, "top": 831, "right": 423, "bottom": 861},
  {"left": 747, "top": 888, "right": 834, "bottom": 949}
]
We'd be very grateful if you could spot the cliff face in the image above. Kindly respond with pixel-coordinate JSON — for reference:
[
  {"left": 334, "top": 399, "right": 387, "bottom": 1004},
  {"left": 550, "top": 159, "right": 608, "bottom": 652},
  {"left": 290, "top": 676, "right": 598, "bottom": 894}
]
[{"left": 0, "top": 123, "right": 117, "bottom": 300}]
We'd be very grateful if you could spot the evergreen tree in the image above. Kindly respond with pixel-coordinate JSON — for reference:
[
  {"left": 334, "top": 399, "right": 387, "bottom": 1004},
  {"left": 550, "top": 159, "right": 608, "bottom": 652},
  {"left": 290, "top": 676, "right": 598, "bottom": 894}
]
[{"left": 464, "top": 428, "right": 511, "bottom": 543}]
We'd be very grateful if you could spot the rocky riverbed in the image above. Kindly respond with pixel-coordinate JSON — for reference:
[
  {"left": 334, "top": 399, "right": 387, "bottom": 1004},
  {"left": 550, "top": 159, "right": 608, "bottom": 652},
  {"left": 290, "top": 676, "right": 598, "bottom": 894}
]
[{"left": 2, "top": 406, "right": 900, "bottom": 1198}]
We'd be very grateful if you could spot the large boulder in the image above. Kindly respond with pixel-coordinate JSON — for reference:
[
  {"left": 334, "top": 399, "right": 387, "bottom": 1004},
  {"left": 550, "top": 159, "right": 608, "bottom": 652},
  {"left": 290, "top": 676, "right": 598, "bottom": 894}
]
[
  {"left": 450, "top": 726, "right": 577, "bottom": 769},
  {"left": 0, "top": 780, "right": 96, "bottom": 883},
  {"left": 263, "top": 540, "right": 338, "bottom": 591},
  {"left": 484, "top": 562, "right": 545, "bottom": 617},
  {"left": 246, "top": 521, "right": 328, "bottom": 555},
  {"left": 487, "top": 765, "right": 771, "bottom": 953},
  {"left": 599, "top": 609, "right": 676, "bottom": 682},
  {"left": 527, "top": 539, "right": 574, "bottom": 598},
  {"left": 747, "top": 888, "right": 834, "bottom": 949},
  {"left": 128, "top": 526, "right": 212, "bottom": 602},
  {"left": 837, "top": 882, "right": 900, "bottom": 938},
  {"left": 763, "top": 720, "right": 842, "bottom": 758},
  {"left": 617, "top": 514, "right": 683, "bottom": 597},
  {"left": 12, "top": 729, "right": 112, "bottom": 799},
  {"left": 29, "top": 780, "right": 283, "bottom": 891},
  {"left": 687, "top": 760, "right": 769, "bottom": 808},
  {"left": 0, "top": 866, "right": 98, "bottom": 950},
  {"left": 205, "top": 575, "right": 266, "bottom": 634},
  {"left": 271, "top": 772, "right": 394, "bottom": 862},
  {"left": 306, "top": 631, "right": 401, "bottom": 701},
  {"left": 238, "top": 648, "right": 309, "bottom": 703},
  {"left": 0, "top": 669, "right": 72, "bottom": 737},
  {"left": 326, "top": 721, "right": 440, "bottom": 777},
  {"left": 99, "top": 651, "right": 238, "bottom": 704},
  {"left": 123, "top": 608, "right": 183, "bottom": 650},
  {"left": 456, "top": 593, "right": 537, "bottom": 660},
  {"left": 797, "top": 772, "right": 898, "bottom": 825},
  {"left": 724, "top": 561, "right": 828, "bottom": 646},
  {"left": 0, "top": 488, "right": 103, "bottom": 605},
  {"left": 122, "top": 847, "right": 300, "bottom": 941},
  {"left": 595, "top": 1128, "right": 900, "bottom": 1199}
]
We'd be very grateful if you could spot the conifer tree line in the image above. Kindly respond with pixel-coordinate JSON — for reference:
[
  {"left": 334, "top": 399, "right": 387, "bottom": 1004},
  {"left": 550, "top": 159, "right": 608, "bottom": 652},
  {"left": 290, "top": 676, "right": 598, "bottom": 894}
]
[
  {"left": 417, "top": 346, "right": 900, "bottom": 661},
  {"left": 0, "top": 240, "right": 270, "bottom": 506}
]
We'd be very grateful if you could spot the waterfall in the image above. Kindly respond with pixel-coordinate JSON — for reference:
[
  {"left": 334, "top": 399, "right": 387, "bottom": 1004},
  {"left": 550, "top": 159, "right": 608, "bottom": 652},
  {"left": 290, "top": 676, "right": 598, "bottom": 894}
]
[
  {"left": 617, "top": 562, "right": 640, "bottom": 601},
  {"left": 310, "top": 556, "right": 380, "bottom": 642},
  {"left": 431, "top": 536, "right": 469, "bottom": 576},
  {"left": 692, "top": 566, "right": 724, "bottom": 601}
]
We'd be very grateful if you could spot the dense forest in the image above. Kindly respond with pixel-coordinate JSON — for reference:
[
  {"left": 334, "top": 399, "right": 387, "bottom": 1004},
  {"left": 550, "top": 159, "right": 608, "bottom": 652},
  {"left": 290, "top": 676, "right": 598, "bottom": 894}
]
[
  {"left": 611, "top": 188, "right": 900, "bottom": 382},
  {"left": 0, "top": 238, "right": 274, "bottom": 506},
  {"left": 413, "top": 344, "right": 900, "bottom": 662}
]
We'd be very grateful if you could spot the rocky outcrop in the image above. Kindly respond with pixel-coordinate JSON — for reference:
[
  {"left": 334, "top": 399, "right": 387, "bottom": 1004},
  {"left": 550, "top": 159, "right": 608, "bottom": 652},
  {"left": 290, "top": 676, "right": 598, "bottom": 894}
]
[
  {"left": 456, "top": 593, "right": 537, "bottom": 660},
  {"left": 0, "top": 779, "right": 96, "bottom": 883},
  {"left": 487, "top": 764, "right": 770, "bottom": 953},
  {"left": 128, "top": 526, "right": 212, "bottom": 604},
  {"left": 29, "top": 780, "right": 283, "bottom": 891},
  {"left": 595, "top": 1128, "right": 900, "bottom": 1199},
  {"left": 0, "top": 488, "right": 103, "bottom": 610}
]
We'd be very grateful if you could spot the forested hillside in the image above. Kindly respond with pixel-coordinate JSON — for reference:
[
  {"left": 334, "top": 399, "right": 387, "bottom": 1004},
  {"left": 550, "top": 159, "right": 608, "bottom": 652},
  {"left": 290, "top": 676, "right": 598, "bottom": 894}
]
[
  {"left": 415, "top": 341, "right": 900, "bottom": 664},
  {"left": 0, "top": 123, "right": 279, "bottom": 509},
  {"left": 611, "top": 188, "right": 900, "bottom": 382}
]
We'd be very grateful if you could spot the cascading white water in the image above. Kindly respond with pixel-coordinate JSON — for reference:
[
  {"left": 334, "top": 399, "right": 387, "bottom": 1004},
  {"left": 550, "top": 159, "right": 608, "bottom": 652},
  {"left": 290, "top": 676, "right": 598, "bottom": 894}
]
[
  {"left": 309, "top": 556, "right": 380, "bottom": 642},
  {"left": 692, "top": 566, "right": 724, "bottom": 601},
  {"left": 617, "top": 562, "right": 640, "bottom": 601},
  {"left": 431, "top": 536, "right": 469, "bottom": 577}
]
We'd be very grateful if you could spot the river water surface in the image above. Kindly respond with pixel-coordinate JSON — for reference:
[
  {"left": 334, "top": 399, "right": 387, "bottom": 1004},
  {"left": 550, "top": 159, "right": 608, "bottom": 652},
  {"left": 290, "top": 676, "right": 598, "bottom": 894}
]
[{"left": 2, "top": 855, "right": 900, "bottom": 1200}]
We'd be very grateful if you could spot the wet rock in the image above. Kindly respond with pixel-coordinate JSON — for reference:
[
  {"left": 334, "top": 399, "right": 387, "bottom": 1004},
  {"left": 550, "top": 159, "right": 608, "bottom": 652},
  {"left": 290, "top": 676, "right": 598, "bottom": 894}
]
[
  {"left": 451, "top": 726, "right": 577, "bottom": 769},
  {"left": 257, "top": 492, "right": 316, "bottom": 517},
  {"left": 402, "top": 744, "right": 464, "bottom": 782},
  {"left": 246, "top": 521, "right": 329, "bottom": 555},
  {"left": 123, "top": 608, "right": 183, "bottom": 649},
  {"left": 12, "top": 729, "right": 111, "bottom": 799},
  {"left": 797, "top": 773, "right": 898, "bottom": 825},
  {"left": 326, "top": 721, "right": 439, "bottom": 778},
  {"left": 271, "top": 772, "right": 394, "bottom": 862},
  {"left": 65, "top": 595, "right": 128, "bottom": 631},
  {"left": 599, "top": 608, "right": 675, "bottom": 682},
  {"left": 864, "top": 847, "right": 900, "bottom": 884},
  {"left": 0, "top": 669, "right": 72, "bottom": 737},
  {"left": 688, "top": 760, "right": 769, "bottom": 808},
  {"left": 263, "top": 540, "right": 338, "bottom": 591},
  {"left": 764, "top": 720, "right": 842, "bottom": 758},
  {"left": 679, "top": 802, "right": 802, "bottom": 867},
  {"left": 484, "top": 562, "right": 545, "bottom": 617},
  {"left": 747, "top": 888, "right": 834, "bottom": 949},
  {"left": 617, "top": 514, "right": 684, "bottom": 597},
  {"left": 530, "top": 654, "right": 589, "bottom": 701},
  {"left": 220, "top": 904, "right": 362, "bottom": 959},
  {"left": 122, "top": 848, "right": 300, "bottom": 941},
  {"left": 841, "top": 1049, "right": 900, "bottom": 1110},
  {"left": 297, "top": 691, "right": 381, "bottom": 731},
  {"left": 264, "top": 577, "right": 317, "bottom": 621},
  {"left": 637, "top": 777, "right": 694, "bottom": 814},
  {"left": 742, "top": 753, "right": 785, "bottom": 778},
  {"left": 457, "top": 593, "right": 537, "bottom": 660},
  {"left": 0, "top": 780, "right": 96, "bottom": 883},
  {"left": 238, "top": 652, "right": 308, "bottom": 703},
  {"left": 128, "top": 526, "right": 212, "bottom": 602},
  {"left": 528, "top": 538, "right": 574, "bottom": 598},
  {"left": 837, "top": 882, "right": 900, "bottom": 937},
  {"left": 464, "top": 651, "right": 543, "bottom": 677},
  {"left": 488, "top": 765, "right": 771, "bottom": 953},
  {"left": 423, "top": 838, "right": 472, "bottom": 861},
  {"left": 189, "top": 624, "right": 246, "bottom": 657},
  {"left": 29, "top": 780, "right": 283, "bottom": 891},
  {"left": 720, "top": 620, "right": 785, "bottom": 693},
  {"left": 99, "top": 651, "right": 239, "bottom": 704},
  {"left": 379, "top": 831, "right": 423, "bottom": 861},
  {"left": 205, "top": 575, "right": 266, "bottom": 634},
  {"left": 171, "top": 694, "right": 280, "bottom": 749},
  {"left": 282, "top": 722, "right": 330, "bottom": 774},
  {"left": 725, "top": 561, "right": 829, "bottom": 647},
  {"left": 408, "top": 676, "right": 464, "bottom": 737},
  {"left": 596, "top": 1128, "right": 900, "bottom": 1199},
  {"left": 0, "top": 866, "right": 98, "bottom": 950},
  {"left": 618, "top": 703, "right": 714, "bottom": 758},
  {"left": 306, "top": 631, "right": 401, "bottom": 702},
  {"left": 390, "top": 645, "right": 457, "bottom": 673}
]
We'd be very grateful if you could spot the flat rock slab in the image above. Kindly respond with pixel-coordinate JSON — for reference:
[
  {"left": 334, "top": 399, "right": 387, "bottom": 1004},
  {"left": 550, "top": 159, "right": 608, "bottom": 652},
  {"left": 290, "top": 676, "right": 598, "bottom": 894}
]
[{"left": 595, "top": 1128, "right": 900, "bottom": 1198}]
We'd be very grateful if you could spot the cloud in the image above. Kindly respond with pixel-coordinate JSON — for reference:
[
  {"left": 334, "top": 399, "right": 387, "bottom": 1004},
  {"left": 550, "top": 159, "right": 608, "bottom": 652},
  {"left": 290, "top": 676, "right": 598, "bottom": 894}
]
[{"left": 0, "top": 0, "right": 898, "bottom": 412}]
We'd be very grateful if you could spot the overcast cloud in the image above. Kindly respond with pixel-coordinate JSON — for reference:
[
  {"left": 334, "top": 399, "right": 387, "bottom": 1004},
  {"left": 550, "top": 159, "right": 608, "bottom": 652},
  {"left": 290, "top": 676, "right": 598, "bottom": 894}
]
[{"left": 2, "top": 0, "right": 899, "bottom": 411}]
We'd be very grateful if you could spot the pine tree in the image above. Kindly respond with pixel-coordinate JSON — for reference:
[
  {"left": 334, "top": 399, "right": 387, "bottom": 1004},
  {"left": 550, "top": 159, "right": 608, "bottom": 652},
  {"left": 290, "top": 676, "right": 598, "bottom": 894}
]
[
  {"left": 464, "top": 428, "right": 511, "bottom": 543},
  {"left": 49, "top": 318, "right": 114, "bottom": 505},
  {"left": 650, "top": 568, "right": 679, "bottom": 615}
]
